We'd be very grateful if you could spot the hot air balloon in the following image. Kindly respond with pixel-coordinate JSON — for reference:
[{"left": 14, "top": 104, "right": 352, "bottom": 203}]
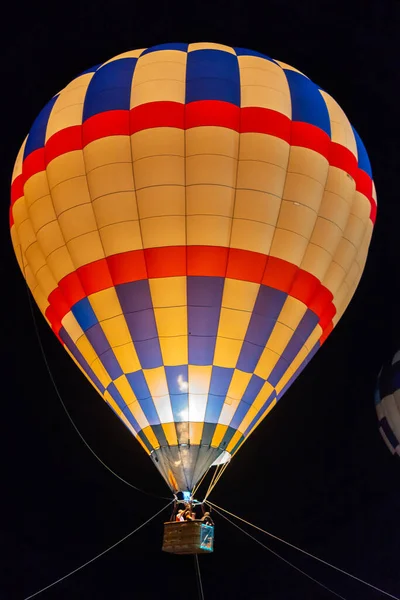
[
  {"left": 10, "top": 42, "right": 376, "bottom": 509},
  {"left": 376, "top": 351, "right": 400, "bottom": 458}
]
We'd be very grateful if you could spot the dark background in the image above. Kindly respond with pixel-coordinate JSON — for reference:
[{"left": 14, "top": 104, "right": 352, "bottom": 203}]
[{"left": 4, "top": 1, "right": 400, "bottom": 598}]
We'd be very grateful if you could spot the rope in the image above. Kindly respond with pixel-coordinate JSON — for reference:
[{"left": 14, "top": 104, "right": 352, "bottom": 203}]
[
  {"left": 23, "top": 279, "right": 169, "bottom": 501},
  {"left": 208, "top": 501, "right": 400, "bottom": 600},
  {"left": 203, "top": 461, "right": 230, "bottom": 503},
  {"left": 211, "top": 505, "right": 347, "bottom": 600},
  {"left": 192, "top": 467, "right": 210, "bottom": 498},
  {"left": 194, "top": 555, "right": 205, "bottom": 600},
  {"left": 24, "top": 499, "right": 174, "bottom": 599}
]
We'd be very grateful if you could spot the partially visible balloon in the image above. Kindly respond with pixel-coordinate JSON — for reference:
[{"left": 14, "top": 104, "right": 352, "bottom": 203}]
[
  {"left": 376, "top": 351, "right": 400, "bottom": 457},
  {"left": 10, "top": 43, "right": 377, "bottom": 494}
]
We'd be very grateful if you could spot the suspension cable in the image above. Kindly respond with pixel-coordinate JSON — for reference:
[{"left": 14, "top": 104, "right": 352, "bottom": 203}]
[
  {"left": 208, "top": 501, "right": 400, "bottom": 600},
  {"left": 203, "top": 461, "right": 230, "bottom": 503},
  {"left": 24, "top": 499, "right": 173, "bottom": 599},
  {"left": 22, "top": 276, "right": 169, "bottom": 500},
  {"left": 211, "top": 505, "right": 347, "bottom": 600},
  {"left": 194, "top": 555, "right": 205, "bottom": 600}
]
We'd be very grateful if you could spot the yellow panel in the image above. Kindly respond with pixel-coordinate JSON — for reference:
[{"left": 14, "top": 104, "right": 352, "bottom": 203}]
[
  {"left": 57, "top": 204, "right": 97, "bottom": 243},
  {"left": 226, "top": 430, "right": 242, "bottom": 453},
  {"left": 241, "top": 86, "right": 290, "bottom": 115},
  {"left": 133, "top": 61, "right": 186, "bottom": 85},
  {"left": 50, "top": 176, "right": 91, "bottom": 216},
  {"left": 230, "top": 218, "right": 275, "bottom": 254},
  {"left": 218, "top": 399, "right": 240, "bottom": 426},
  {"left": 137, "top": 185, "right": 185, "bottom": 219},
  {"left": 89, "top": 287, "right": 122, "bottom": 321},
  {"left": 267, "top": 322, "right": 294, "bottom": 355},
  {"left": 186, "top": 184, "right": 235, "bottom": 217},
  {"left": 93, "top": 191, "right": 138, "bottom": 228},
  {"left": 113, "top": 342, "right": 141, "bottom": 373},
  {"left": 254, "top": 347, "right": 280, "bottom": 379},
  {"left": 159, "top": 336, "right": 188, "bottom": 366},
  {"left": 17, "top": 219, "right": 36, "bottom": 253},
  {"left": 186, "top": 215, "right": 231, "bottom": 247},
  {"left": 273, "top": 364, "right": 295, "bottom": 395},
  {"left": 323, "top": 261, "right": 346, "bottom": 296},
  {"left": 12, "top": 137, "right": 27, "bottom": 182},
  {"left": 162, "top": 422, "right": 178, "bottom": 445},
  {"left": 131, "top": 127, "right": 184, "bottom": 161},
  {"left": 325, "top": 167, "right": 356, "bottom": 203},
  {"left": 188, "top": 42, "right": 235, "bottom": 53},
  {"left": 35, "top": 266, "right": 57, "bottom": 299},
  {"left": 222, "top": 279, "right": 259, "bottom": 312},
  {"left": 119, "top": 412, "right": 138, "bottom": 437},
  {"left": 211, "top": 424, "right": 229, "bottom": 448},
  {"left": 237, "top": 406, "right": 258, "bottom": 435},
  {"left": 318, "top": 191, "right": 350, "bottom": 232},
  {"left": 134, "top": 433, "right": 151, "bottom": 454},
  {"left": 188, "top": 365, "right": 212, "bottom": 394},
  {"left": 275, "top": 60, "right": 307, "bottom": 76},
  {"left": 149, "top": 276, "right": 186, "bottom": 308},
  {"left": 131, "top": 80, "right": 185, "bottom": 107},
  {"left": 114, "top": 374, "right": 137, "bottom": 404},
  {"left": 351, "top": 191, "right": 370, "bottom": 223},
  {"left": 140, "top": 215, "right": 185, "bottom": 248},
  {"left": 25, "top": 242, "right": 47, "bottom": 276},
  {"left": 134, "top": 155, "right": 184, "bottom": 189},
  {"left": 125, "top": 400, "right": 150, "bottom": 430},
  {"left": 243, "top": 398, "right": 277, "bottom": 442},
  {"left": 234, "top": 189, "right": 280, "bottom": 225},
  {"left": 189, "top": 422, "right": 204, "bottom": 445},
  {"left": 143, "top": 367, "right": 169, "bottom": 397},
  {"left": 238, "top": 55, "right": 281, "bottom": 73},
  {"left": 186, "top": 126, "right": 238, "bottom": 158},
  {"left": 278, "top": 296, "right": 307, "bottom": 331},
  {"left": 252, "top": 381, "right": 275, "bottom": 411},
  {"left": 46, "top": 246, "right": 74, "bottom": 282},
  {"left": 100, "top": 315, "right": 132, "bottom": 347},
  {"left": 213, "top": 337, "right": 242, "bottom": 368},
  {"left": 142, "top": 426, "right": 159, "bottom": 449},
  {"left": 28, "top": 196, "right": 56, "bottom": 233},
  {"left": 59, "top": 72, "right": 95, "bottom": 94},
  {"left": 310, "top": 217, "right": 342, "bottom": 255},
  {"left": 24, "top": 172, "right": 50, "bottom": 206},
  {"left": 61, "top": 311, "right": 84, "bottom": 343},
  {"left": 46, "top": 105, "right": 83, "bottom": 141},
  {"left": 100, "top": 220, "right": 143, "bottom": 256},
  {"left": 103, "top": 49, "right": 146, "bottom": 65},
  {"left": 288, "top": 146, "right": 329, "bottom": 185},
  {"left": 320, "top": 91, "right": 358, "bottom": 156},
  {"left": 270, "top": 229, "right": 309, "bottom": 266},
  {"left": 87, "top": 162, "right": 134, "bottom": 200},
  {"left": 283, "top": 172, "right": 324, "bottom": 212},
  {"left": 300, "top": 243, "right": 332, "bottom": 281},
  {"left": 91, "top": 358, "right": 112, "bottom": 388},
  {"left": 237, "top": 160, "right": 286, "bottom": 197},
  {"left": 343, "top": 214, "right": 366, "bottom": 249},
  {"left": 154, "top": 306, "right": 187, "bottom": 337},
  {"left": 332, "top": 239, "right": 357, "bottom": 273},
  {"left": 136, "top": 49, "right": 187, "bottom": 66},
  {"left": 186, "top": 154, "right": 237, "bottom": 187},
  {"left": 153, "top": 395, "right": 174, "bottom": 424},
  {"left": 239, "top": 133, "right": 289, "bottom": 167},
  {"left": 104, "top": 391, "right": 123, "bottom": 416},
  {"left": 227, "top": 370, "right": 252, "bottom": 400},
  {"left": 76, "top": 334, "right": 98, "bottom": 367},
  {"left": 84, "top": 136, "right": 132, "bottom": 172},
  {"left": 67, "top": 232, "right": 105, "bottom": 267},
  {"left": 46, "top": 151, "right": 86, "bottom": 189},
  {"left": 217, "top": 308, "right": 252, "bottom": 341}
]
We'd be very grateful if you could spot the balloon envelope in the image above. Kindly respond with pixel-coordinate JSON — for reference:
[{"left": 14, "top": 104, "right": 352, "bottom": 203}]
[
  {"left": 376, "top": 351, "right": 400, "bottom": 457},
  {"left": 10, "top": 43, "right": 377, "bottom": 493}
]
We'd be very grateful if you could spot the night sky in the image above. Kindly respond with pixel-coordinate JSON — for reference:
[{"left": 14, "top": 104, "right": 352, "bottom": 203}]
[{"left": 6, "top": 1, "right": 400, "bottom": 599}]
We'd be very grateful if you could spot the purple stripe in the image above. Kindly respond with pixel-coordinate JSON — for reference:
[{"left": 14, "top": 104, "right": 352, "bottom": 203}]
[
  {"left": 187, "top": 276, "right": 224, "bottom": 307},
  {"left": 125, "top": 309, "right": 158, "bottom": 342},
  {"left": 134, "top": 338, "right": 163, "bottom": 369},
  {"left": 116, "top": 280, "right": 153, "bottom": 313},
  {"left": 189, "top": 336, "right": 216, "bottom": 365},
  {"left": 100, "top": 349, "right": 123, "bottom": 379},
  {"left": 86, "top": 323, "right": 111, "bottom": 355}
]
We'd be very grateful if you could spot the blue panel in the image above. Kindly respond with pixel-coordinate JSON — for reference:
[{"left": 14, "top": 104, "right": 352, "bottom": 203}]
[
  {"left": 117, "top": 280, "right": 153, "bottom": 313},
  {"left": 170, "top": 393, "right": 189, "bottom": 422},
  {"left": 125, "top": 309, "right": 158, "bottom": 341},
  {"left": 85, "top": 323, "right": 110, "bottom": 355},
  {"left": 228, "top": 400, "right": 250, "bottom": 430},
  {"left": 380, "top": 417, "right": 399, "bottom": 449},
  {"left": 244, "top": 314, "right": 277, "bottom": 347},
  {"left": 189, "top": 336, "right": 216, "bottom": 365},
  {"left": 201, "top": 422, "right": 217, "bottom": 445},
  {"left": 237, "top": 342, "right": 264, "bottom": 373},
  {"left": 71, "top": 297, "right": 98, "bottom": 331},
  {"left": 241, "top": 375, "right": 265, "bottom": 404},
  {"left": 187, "top": 276, "right": 224, "bottom": 307},
  {"left": 209, "top": 366, "right": 234, "bottom": 396},
  {"left": 78, "top": 63, "right": 102, "bottom": 76},
  {"left": 219, "top": 426, "right": 236, "bottom": 449},
  {"left": 24, "top": 96, "right": 58, "bottom": 159},
  {"left": 142, "top": 43, "right": 188, "bottom": 55},
  {"left": 126, "top": 370, "right": 151, "bottom": 400},
  {"left": 83, "top": 58, "right": 137, "bottom": 121},
  {"left": 204, "top": 394, "right": 226, "bottom": 424},
  {"left": 185, "top": 49, "right": 240, "bottom": 106},
  {"left": 352, "top": 125, "right": 373, "bottom": 177},
  {"left": 100, "top": 349, "right": 123, "bottom": 379},
  {"left": 296, "top": 309, "right": 319, "bottom": 342},
  {"left": 253, "top": 285, "right": 287, "bottom": 317},
  {"left": 284, "top": 70, "right": 331, "bottom": 136},
  {"left": 122, "top": 406, "right": 141, "bottom": 432},
  {"left": 188, "top": 306, "right": 220, "bottom": 336},
  {"left": 140, "top": 397, "right": 161, "bottom": 425},
  {"left": 268, "top": 356, "right": 290, "bottom": 388},
  {"left": 107, "top": 382, "right": 127, "bottom": 411},
  {"left": 234, "top": 47, "right": 276, "bottom": 63},
  {"left": 134, "top": 338, "right": 163, "bottom": 369},
  {"left": 165, "top": 365, "right": 189, "bottom": 395},
  {"left": 243, "top": 391, "right": 276, "bottom": 437}
]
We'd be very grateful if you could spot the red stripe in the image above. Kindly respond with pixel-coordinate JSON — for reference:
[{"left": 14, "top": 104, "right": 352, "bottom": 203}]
[
  {"left": 320, "top": 321, "right": 334, "bottom": 345},
  {"left": 9, "top": 206, "right": 14, "bottom": 228},
  {"left": 226, "top": 248, "right": 267, "bottom": 283},
  {"left": 145, "top": 246, "right": 186, "bottom": 278},
  {"left": 45, "top": 126, "right": 82, "bottom": 164},
  {"left": 11, "top": 174, "right": 24, "bottom": 205},
  {"left": 107, "top": 250, "right": 147, "bottom": 285},
  {"left": 83, "top": 110, "right": 130, "bottom": 146},
  {"left": 186, "top": 100, "right": 240, "bottom": 130},
  {"left": 130, "top": 101, "right": 185, "bottom": 133},
  {"left": 291, "top": 122, "right": 330, "bottom": 158},
  {"left": 187, "top": 246, "right": 228, "bottom": 276},
  {"left": 22, "top": 148, "right": 45, "bottom": 184},
  {"left": 329, "top": 142, "right": 358, "bottom": 180},
  {"left": 241, "top": 107, "right": 290, "bottom": 142}
]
